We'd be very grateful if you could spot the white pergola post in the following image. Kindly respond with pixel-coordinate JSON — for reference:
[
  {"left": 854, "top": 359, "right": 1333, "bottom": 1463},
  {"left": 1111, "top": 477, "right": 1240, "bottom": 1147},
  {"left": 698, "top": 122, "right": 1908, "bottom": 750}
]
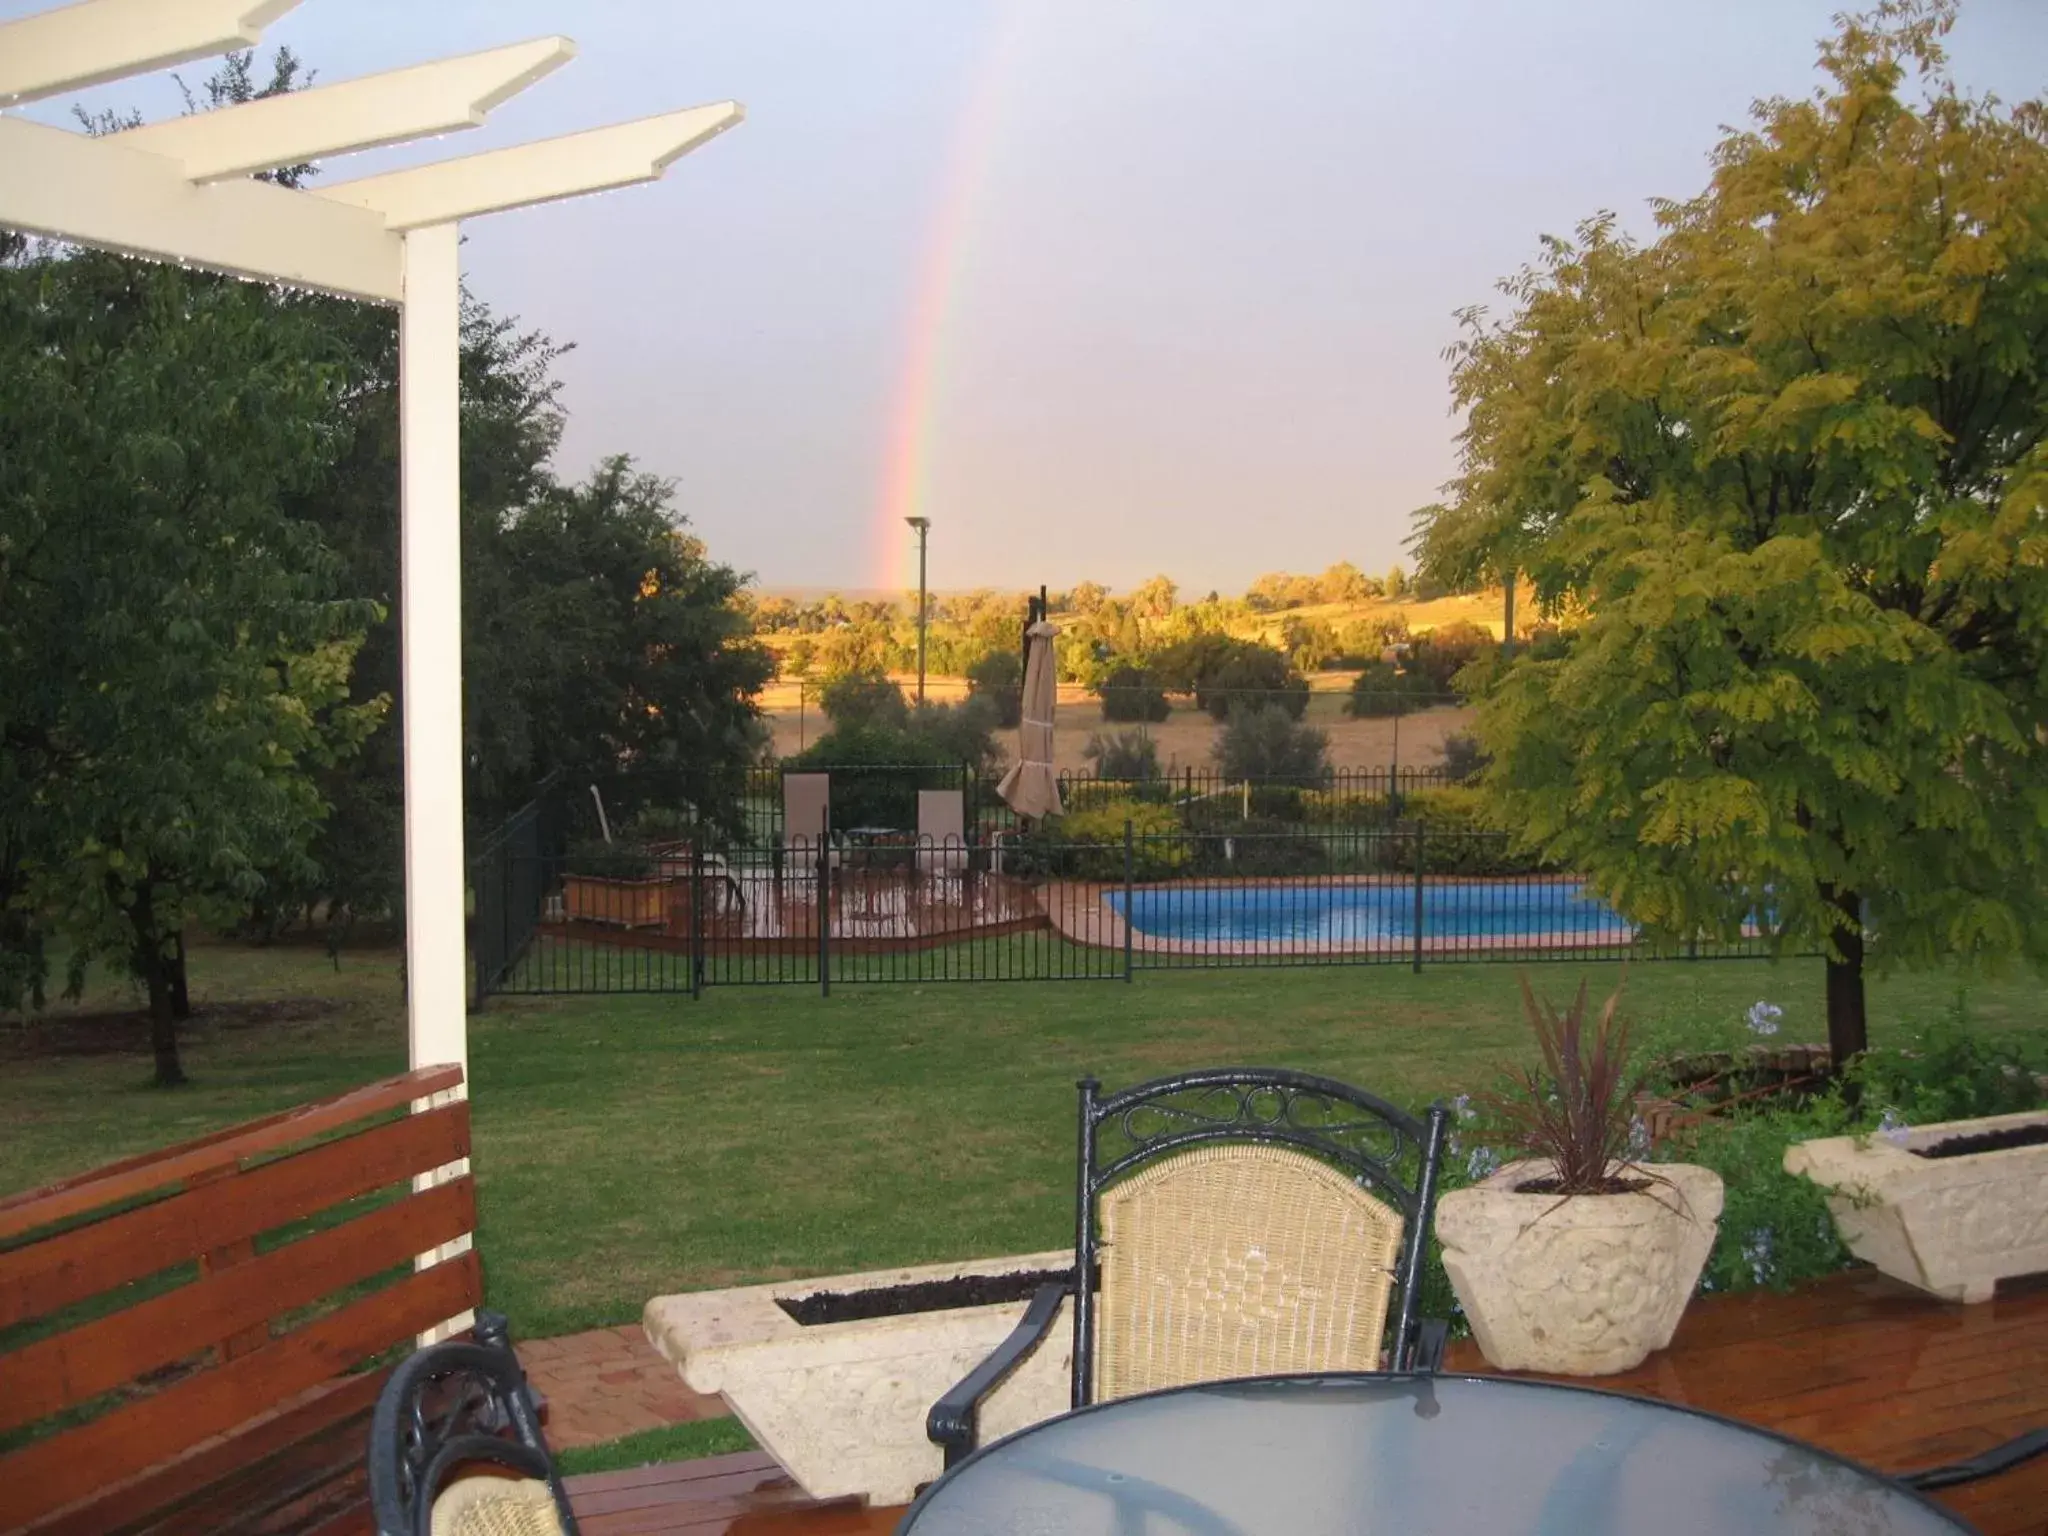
[
  {"left": 398, "top": 222, "right": 467, "bottom": 1086},
  {"left": 0, "top": 0, "right": 746, "bottom": 1341}
]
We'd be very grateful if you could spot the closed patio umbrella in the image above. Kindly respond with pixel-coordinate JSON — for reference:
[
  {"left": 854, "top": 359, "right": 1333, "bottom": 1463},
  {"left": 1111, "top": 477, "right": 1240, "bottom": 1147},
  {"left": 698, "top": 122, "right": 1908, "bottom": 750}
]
[{"left": 997, "top": 620, "right": 1064, "bottom": 821}]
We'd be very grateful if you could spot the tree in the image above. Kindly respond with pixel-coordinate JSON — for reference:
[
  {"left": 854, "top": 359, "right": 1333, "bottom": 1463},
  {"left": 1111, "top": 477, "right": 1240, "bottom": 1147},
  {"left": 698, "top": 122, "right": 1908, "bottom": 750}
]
[
  {"left": 464, "top": 457, "right": 773, "bottom": 833},
  {"left": 1215, "top": 705, "right": 1330, "bottom": 781},
  {"left": 819, "top": 668, "right": 908, "bottom": 731},
  {"left": 966, "top": 648, "right": 1024, "bottom": 728},
  {"left": 1085, "top": 729, "right": 1161, "bottom": 780},
  {"left": 1406, "top": 621, "right": 1500, "bottom": 695},
  {"left": 1410, "top": 0, "right": 2048, "bottom": 1063},
  {"left": 0, "top": 245, "right": 381, "bottom": 1082},
  {"left": 1384, "top": 564, "right": 1409, "bottom": 599},
  {"left": 1096, "top": 665, "right": 1172, "bottom": 723},
  {"left": 1127, "top": 574, "right": 1179, "bottom": 619}
]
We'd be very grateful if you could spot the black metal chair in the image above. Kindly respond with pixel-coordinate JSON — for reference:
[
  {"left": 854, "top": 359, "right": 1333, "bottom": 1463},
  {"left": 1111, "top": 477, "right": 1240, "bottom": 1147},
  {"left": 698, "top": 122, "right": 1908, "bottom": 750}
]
[
  {"left": 929, "top": 1068, "right": 1452, "bottom": 1467},
  {"left": 368, "top": 1309, "right": 580, "bottom": 1536},
  {"left": 1895, "top": 1427, "right": 2048, "bottom": 1492}
]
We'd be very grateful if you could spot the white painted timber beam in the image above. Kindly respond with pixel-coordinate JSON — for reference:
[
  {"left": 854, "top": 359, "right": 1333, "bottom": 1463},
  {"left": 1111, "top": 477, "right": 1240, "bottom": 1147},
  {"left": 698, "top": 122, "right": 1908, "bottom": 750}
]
[
  {"left": 0, "top": 0, "right": 299, "bottom": 108},
  {"left": 312, "top": 102, "right": 743, "bottom": 230},
  {"left": 113, "top": 37, "right": 576, "bottom": 183},
  {"left": 0, "top": 115, "right": 403, "bottom": 302}
]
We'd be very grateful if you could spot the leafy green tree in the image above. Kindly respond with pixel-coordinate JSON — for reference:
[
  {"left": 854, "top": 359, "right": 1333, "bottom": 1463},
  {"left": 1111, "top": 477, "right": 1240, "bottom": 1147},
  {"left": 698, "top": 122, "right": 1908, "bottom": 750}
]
[
  {"left": 966, "top": 648, "right": 1024, "bottom": 727},
  {"left": 1214, "top": 705, "right": 1330, "bottom": 782},
  {"left": 0, "top": 245, "right": 380, "bottom": 1082},
  {"left": 1084, "top": 729, "right": 1162, "bottom": 780},
  {"left": 1411, "top": 0, "right": 2048, "bottom": 1062},
  {"left": 819, "top": 668, "right": 909, "bottom": 731},
  {"left": 1096, "top": 664, "right": 1173, "bottom": 723}
]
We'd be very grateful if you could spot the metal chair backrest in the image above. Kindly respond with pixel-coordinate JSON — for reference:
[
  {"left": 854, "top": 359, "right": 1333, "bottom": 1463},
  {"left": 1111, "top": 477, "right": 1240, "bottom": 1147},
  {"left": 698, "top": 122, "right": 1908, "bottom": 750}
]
[
  {"left": 368, "top": 1310, "right": 579, "bottom": 1536},
  {"left": 1071, "top": 1069, "right": 1449, "bottom": 1409}
]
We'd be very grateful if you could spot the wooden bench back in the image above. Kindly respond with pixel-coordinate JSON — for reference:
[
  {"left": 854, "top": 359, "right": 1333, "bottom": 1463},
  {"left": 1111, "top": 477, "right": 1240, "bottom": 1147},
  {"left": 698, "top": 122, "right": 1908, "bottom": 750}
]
[{"left": 0, "top": 1065, "right": 479, "bottom": 1535}]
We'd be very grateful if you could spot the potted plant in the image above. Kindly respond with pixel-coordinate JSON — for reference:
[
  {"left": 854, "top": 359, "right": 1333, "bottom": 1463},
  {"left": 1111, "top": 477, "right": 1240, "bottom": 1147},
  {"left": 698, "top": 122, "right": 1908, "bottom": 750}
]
[
  {"left": 1434, "top": 977, "right": 1724, "bottom": 1374},
  {"left": 1781, "top": 1032, "right": 2048, "bottom": 1303},
  {"left": 559, "top": 837, "right": 667, "bottom": 928}
]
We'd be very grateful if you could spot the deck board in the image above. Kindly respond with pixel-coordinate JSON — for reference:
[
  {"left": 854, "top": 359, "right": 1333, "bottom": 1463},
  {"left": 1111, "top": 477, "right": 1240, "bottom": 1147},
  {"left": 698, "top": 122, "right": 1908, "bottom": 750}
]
[
  {"left": 1443, "top": 1267, "right": 2048, "bottom": 1536},
  {"left": 547, "top": 1268, "right": 2048, "bottom": 1534}
]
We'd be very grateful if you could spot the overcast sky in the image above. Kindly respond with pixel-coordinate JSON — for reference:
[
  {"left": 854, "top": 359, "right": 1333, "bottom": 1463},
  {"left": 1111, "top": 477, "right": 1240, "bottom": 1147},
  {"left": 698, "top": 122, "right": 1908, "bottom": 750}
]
[{"left": 11, "top": 1, "right": 2047, "bottom": 594}]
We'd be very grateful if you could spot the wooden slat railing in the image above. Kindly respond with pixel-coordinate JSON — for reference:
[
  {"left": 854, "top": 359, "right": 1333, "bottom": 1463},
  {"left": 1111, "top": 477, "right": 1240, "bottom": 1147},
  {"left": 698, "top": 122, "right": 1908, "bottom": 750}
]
[{"left": 0, "top": 1064, "right": 475, "bottom": 1536}]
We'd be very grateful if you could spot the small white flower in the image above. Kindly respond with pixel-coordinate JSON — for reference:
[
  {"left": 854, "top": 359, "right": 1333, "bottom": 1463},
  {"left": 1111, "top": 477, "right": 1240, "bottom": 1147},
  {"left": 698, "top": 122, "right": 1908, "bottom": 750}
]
[
  {"left": 1878, "top": 1107, "right": 1911, "bottom": 1146},
  {"left": 1746, "top": 1001, "right": 1783, "bottom": 1037},
  {"left": 1626, "top": 1116, "right": 1652, "bottom": 1160},
  {"left": 1742, "top": 1228, "right": 1774, "bottom": 1285},
  {"left": 1451, "top": 1093, "right": 1476, "bottom": 1123},
  {"left": 1466, "top": 1146, "right": 1502, "bottom": 1181}
]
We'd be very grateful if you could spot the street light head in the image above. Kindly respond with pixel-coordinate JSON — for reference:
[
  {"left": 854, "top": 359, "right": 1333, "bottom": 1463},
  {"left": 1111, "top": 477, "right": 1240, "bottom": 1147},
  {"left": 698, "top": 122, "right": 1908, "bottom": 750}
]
[{"left": 904, "top": 516, "right": 930, "bottom": 530}]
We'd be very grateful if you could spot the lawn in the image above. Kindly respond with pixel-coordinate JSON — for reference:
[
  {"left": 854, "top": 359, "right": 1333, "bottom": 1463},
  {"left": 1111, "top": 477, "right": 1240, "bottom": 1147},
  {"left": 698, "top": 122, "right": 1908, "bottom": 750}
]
[{"left": 4, "top": 938, "right": 2044, "bottom": 1338}]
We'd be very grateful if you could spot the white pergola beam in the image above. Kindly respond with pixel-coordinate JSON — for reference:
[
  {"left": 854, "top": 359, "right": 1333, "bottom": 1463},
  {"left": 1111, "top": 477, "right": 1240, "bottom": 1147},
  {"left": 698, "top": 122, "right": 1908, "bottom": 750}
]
[
  {"left": 0, "top": 114, "right": 403, "bottom": 301},
  {"left": 0, "top": 0, "right": 300, "bottom": 107},
  {"left": 113, "top": 38, "right": 576, "bottom": 183},
  {"left": 311, "top": 102, "right": 743, "bottom": 230}
]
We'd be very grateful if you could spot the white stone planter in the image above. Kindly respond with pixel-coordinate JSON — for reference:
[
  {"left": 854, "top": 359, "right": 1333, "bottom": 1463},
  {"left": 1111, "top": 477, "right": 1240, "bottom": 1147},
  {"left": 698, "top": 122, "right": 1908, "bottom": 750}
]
[
  {"left": 1435, "top": 1160, "right": 1723, "bottom": 1375},
  {"left": 642, "top": 1251, "right": 1073, "bottom": 1506},
  {"left": 1783, "top": 1108, "right": 2048, "bottom": 1303}
]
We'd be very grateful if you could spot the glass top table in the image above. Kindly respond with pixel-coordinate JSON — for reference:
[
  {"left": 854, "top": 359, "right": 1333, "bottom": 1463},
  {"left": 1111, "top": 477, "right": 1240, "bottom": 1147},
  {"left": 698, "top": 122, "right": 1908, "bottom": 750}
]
[{"left": 896, "top": 1374, "right": 1973, "bottom": 1536}]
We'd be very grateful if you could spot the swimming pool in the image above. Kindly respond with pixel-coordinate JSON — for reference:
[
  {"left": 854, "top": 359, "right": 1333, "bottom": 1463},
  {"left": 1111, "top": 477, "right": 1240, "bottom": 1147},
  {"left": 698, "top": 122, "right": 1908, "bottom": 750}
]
[{"left": 1107, "top": 879, "right": 1633, "bottom": 945}]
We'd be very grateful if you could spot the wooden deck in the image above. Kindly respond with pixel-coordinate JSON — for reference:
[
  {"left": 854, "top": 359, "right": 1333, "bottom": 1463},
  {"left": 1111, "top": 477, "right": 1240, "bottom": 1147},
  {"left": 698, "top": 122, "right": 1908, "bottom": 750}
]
[{"left": 560, "top": 1268, "right": 2048, "bottom": 1536}]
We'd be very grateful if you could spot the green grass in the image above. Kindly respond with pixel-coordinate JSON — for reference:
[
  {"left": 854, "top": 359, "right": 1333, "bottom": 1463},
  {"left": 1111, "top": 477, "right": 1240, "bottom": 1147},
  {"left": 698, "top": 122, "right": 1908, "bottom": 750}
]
[
  {"left": 5, "top": 937, "right": 2044, "bottom": 1338},
  {"left": 553, "top": 1418, "right": 755, "bottom": 1477}
]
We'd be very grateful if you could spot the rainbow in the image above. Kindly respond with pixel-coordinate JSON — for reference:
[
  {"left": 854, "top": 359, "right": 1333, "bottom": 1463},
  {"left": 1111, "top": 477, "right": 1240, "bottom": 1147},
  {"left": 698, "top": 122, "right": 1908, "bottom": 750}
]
[{"left": 870, "top": 7, "right": 1023, "bottom": 591}]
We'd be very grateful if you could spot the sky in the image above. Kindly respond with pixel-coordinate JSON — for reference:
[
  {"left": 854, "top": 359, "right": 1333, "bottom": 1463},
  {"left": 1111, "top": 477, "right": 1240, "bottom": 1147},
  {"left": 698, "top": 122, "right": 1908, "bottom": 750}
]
[{"left": 10, "top": 0, "right": 2048, "bottom": 596}]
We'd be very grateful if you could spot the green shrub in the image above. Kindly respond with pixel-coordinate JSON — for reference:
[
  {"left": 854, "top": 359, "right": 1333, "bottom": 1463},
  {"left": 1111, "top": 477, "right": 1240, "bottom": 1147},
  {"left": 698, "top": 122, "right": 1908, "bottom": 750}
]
[
  {"left": 1214, "top": 703, "right": 1328, "bottom": 781},
  {"left": 1439, "top": 731, "right": 1490, "bottom": 784},
  {"left": 1190, "top": 820, "right": 1328, "bottom": 876},
  {"left": 1405, "top": 621, "right": 1499, "bottom": 695},
  {"left": 818, "top": 668, "right": 908, "bottom": 730},
  {"left": 1299, "top": 788, "right": 1396, "bottom": 828},
  {"left": 563, "top": 838, "right": 657, "bottom": 879},
  {"left": 1084, "top": 728, "right": 1161, "bottom": 781},
  {"left": 966, "top": 650, "right": 1024, "bottom": 728},
  {"left": 1345, "top": 661, "right": 1433, "bottom": 718},
  {"left": 1096, "top": 665, "right": 1172, "bottom": 723},
  {"left": 1197, "top": 647, "right": 1308, "bottom": 722},
  {"left": 1055, "top": 800, "right": 1188, "bottom": 879}
]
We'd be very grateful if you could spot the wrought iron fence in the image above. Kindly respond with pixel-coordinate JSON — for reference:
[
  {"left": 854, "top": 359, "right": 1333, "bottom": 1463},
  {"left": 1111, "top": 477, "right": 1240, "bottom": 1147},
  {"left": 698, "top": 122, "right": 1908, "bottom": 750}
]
[
  {"left": 469, "top": 773, "right": 565, "bottom": 1006},
  {"left": 476, "top": 818, "right": 1779, "bottom": 1000}
]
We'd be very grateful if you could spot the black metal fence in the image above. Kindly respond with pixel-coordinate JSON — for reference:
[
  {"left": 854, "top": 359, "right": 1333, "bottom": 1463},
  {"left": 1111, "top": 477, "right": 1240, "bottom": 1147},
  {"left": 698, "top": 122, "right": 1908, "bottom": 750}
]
[
  {"left": 473, "top": 813, "right": 1777, "bottom": 1001},
  {"left": 469, "top": 773, "right": 567, "bottom": 1005}
]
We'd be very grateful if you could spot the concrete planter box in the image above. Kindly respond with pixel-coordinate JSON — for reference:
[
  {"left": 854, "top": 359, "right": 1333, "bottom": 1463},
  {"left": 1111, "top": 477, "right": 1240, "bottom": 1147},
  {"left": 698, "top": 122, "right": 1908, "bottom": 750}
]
[
  {"left": 1435, "top": 1160, "right": 1723, "bottom": 1375},
  {"left": 643, "top": 1251, "right": 1074, "bottom": 1506},
  {"left": 1784, "top": 1108, "right": 2048, "bottom": 1303}
]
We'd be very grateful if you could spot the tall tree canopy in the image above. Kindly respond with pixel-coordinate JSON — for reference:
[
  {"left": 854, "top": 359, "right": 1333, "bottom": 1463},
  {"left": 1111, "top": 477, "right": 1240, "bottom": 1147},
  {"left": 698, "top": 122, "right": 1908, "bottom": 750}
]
[
  {"left": 1411, "top": 0, "right": 2048, "bottom": 1062},
  {"left": 0, "top": 244, "right": 382, "bottom": 1081},
  {"left": 0, "top": 51, "right": 772, "bottom": 1079}
]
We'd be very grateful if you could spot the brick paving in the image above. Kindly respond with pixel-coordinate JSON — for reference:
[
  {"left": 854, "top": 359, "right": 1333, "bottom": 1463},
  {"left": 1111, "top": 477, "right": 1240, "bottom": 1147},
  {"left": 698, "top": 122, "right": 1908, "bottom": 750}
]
[{"left": 518, "top": 1323, "right": 729, "bottom": 1449}]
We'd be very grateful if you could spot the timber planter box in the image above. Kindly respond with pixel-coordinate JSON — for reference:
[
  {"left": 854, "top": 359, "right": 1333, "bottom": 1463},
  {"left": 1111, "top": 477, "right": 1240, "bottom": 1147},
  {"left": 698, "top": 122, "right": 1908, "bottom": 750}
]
[
  {"left": 643, "top": 1251, "right": 1074, "bottom": 1506},
  {"left": 560, "top": 873, "right": 668, "bottom": 928},
  {"left": 1784, "top": 1108, "right": 2048, "bottom": 1303}
]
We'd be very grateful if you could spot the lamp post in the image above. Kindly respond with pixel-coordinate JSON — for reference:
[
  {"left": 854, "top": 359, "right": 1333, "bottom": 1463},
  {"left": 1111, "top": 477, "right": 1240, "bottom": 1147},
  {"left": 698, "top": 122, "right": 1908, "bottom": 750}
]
[{"left": 905, "top": 515, "right": 931, "bottom": 702}]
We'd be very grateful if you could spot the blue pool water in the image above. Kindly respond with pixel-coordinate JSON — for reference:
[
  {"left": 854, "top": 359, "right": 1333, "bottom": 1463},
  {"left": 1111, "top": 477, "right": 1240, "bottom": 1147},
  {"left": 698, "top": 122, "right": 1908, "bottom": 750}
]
[{"left": 1109, "top": 880, "right": 1633, "bottom": 944}]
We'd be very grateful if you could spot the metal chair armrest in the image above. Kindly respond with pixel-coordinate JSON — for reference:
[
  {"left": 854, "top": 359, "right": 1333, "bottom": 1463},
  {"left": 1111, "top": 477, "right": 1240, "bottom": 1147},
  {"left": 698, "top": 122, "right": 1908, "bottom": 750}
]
[
  {"left": 1898, "top": 1427, "right": 2048, "bottom": 1491},
  {"left": 1408, "top": 1317, "right": 1449, "bottom": 1373},
  {"left": 926, "top": 1282, "right": 1068, "bottom": 1467}
]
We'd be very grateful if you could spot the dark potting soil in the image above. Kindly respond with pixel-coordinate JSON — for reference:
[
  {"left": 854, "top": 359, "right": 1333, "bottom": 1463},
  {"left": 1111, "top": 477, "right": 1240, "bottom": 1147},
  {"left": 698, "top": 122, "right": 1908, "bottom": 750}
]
[
  {"left": 777, "top": 1268, "right": 1070, "bottom": 1326},
  {"left": 1514, "top": 1175, "right": 1654, "bottom": 1196},
  {"left": 1912, "top": 1121, "right": 2048, "bottom": 1159}
]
